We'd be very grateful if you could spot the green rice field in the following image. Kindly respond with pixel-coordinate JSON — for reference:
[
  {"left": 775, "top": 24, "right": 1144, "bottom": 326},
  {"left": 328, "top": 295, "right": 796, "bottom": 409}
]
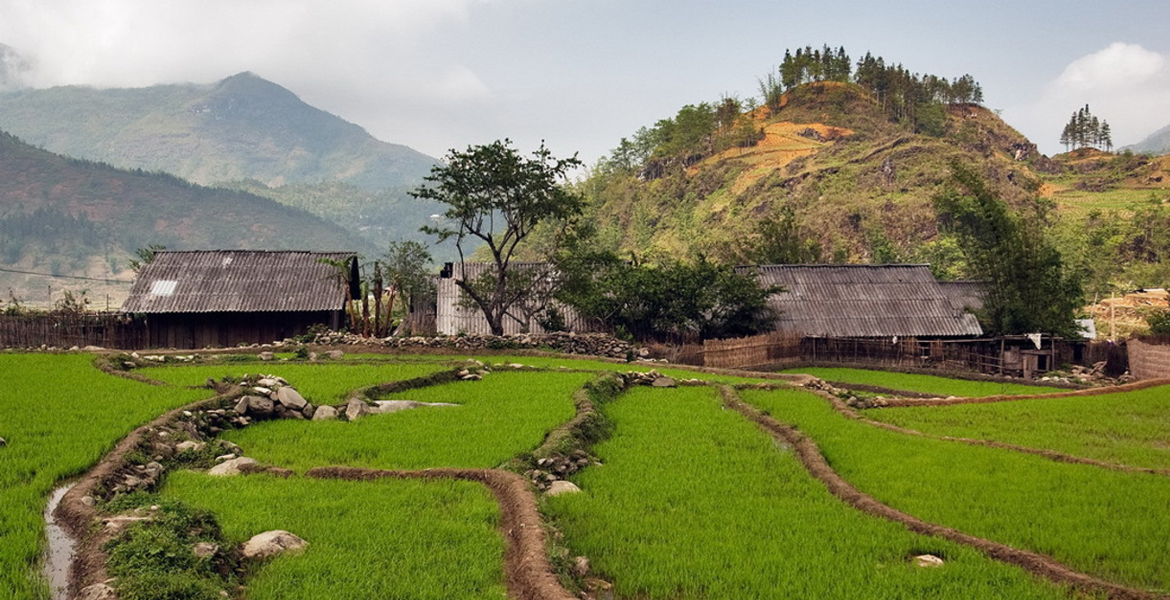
[
  {"left": 3, "top": 352, "right": 1167, "bottom": 599},
  {"left": 863, "top": 384, "right": 1170, "bottom": 470},
  {"left": 742, "top": 386, "right": 1170, "bottom": 592}
]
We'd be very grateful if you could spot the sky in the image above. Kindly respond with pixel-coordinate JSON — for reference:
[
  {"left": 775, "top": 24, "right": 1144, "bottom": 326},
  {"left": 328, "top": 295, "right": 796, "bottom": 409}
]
[{"left": 1, "top": 0, "right": 1169, "bottom": 165}]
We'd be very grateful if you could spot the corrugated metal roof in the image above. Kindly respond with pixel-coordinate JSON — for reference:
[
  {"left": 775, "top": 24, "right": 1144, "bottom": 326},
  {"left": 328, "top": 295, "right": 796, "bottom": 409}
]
[
  {"left": 938, "top": 280, "right": 987, "bottom": 312},
  {"left": 122, "top": 250, "right": 356, "bottom": 313},
  {"left": 736, "top": 264, "right": 983, "bottom": 337}
]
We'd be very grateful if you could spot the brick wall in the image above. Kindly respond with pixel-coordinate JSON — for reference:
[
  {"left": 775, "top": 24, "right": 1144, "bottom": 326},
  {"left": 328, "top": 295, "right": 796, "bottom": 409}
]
[{"left": 1127, "top": 339, "right": 1170, "bottom": 380}]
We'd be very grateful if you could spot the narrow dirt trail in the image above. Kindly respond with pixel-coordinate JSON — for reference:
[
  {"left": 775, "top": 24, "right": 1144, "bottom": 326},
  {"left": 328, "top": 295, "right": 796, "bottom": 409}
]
[{"left": 718, "top": 385, "right": 1166, "bottom": 600}]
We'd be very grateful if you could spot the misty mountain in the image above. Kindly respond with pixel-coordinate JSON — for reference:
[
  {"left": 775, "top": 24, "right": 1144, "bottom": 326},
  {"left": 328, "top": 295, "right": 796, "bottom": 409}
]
[
  {"left": 1122, "top": 122, "right": 1170, "bottom": 156},
  {"left": 0, "top": 129, "right": 378, "bottom": 306},
  {"left": 0, "top": 71, "right": 437, "bottom": 190}
]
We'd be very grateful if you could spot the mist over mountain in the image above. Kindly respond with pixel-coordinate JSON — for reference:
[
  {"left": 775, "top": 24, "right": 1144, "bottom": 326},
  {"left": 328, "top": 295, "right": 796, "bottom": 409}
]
[{"left": 1122, "top": 122, "right": 1170, "bottom": 156}]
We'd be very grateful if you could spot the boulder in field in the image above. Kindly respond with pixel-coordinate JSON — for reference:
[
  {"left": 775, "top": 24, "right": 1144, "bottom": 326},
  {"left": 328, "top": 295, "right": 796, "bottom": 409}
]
[
  {"left": 344, "top": 398, "right": 370, "bottom": 421},
  {"left": 311, "top": 405, "right": 338, "bottom": 421},
  {"left": 546, "top": 480, "right": 582, "bottom": 496},
  {"left": 242, "top": 530, "right": 308, "bottom": 560},
  {"left": 275, "top": 387, "right": 307, "bottom": 410},
  {"left": 208, "top": 456, "right": 259, "bottom": 476}
]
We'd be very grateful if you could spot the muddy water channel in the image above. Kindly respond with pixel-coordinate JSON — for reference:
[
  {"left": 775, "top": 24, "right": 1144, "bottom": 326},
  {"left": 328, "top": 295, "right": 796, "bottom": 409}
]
[{"left": 44, "top": 484, "right": 76, "bottom": 600}]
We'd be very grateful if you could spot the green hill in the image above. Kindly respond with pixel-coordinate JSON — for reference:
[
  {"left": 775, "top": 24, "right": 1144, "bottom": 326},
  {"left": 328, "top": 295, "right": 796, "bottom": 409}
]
[
  {"left": 0, "top": 72, "right": 441, "bottom": 249},
  {"left": 1122, "top": 122, "right": 1170, "bottom": 156},
  {"left": 0, "top": 130, "right": 378, "bottom": 308},
  {"left": 568, "top": 79, "right": 1170, "bottom": 297}
]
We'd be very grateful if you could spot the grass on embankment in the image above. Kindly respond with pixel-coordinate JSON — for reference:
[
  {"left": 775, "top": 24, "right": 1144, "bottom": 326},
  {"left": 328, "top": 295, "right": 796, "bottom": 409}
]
[
  {"left": 0, "top": 353, "right": 209, "bottom": 600},
  {"left": 163, "top": 472, "right": 507, "bottom": 600},
  {"left": 478, "top": 354, "right": 771, "bottom": 384},
  {"left": 742, "top": 387, "right": 1170, "bottom": 592},
  {"left": 545, "top": 386, "right": 1077, "bottom": 599},
  {"left": 779, "top": 367, "right": 1060, "bottom": 397},
  {"left": 223, "top": 371, "right": 591, "bottom": 472},
  {"left": 862, "top": 384, "right": 1170, "bottom": 470},
  {"left": 138, "top": 361, "right": 454, "bottom": 404}
]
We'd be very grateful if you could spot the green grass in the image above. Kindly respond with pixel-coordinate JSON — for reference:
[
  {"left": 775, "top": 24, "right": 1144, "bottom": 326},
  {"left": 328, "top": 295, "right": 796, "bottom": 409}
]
[
  {"left": 138, "top": 361, "right": 453, "bottom": 404},
  {"left": 0, "top": 354, "right": 209, "bottom": 600},
  {"left": 163, "top": 471, "right": 507, "bottom": 600},
  {"left": 862, "top": 385, "right": 1170, "bottom": 470},
  {"left": 223, "top": 371, "right": 590, "bottom": 472},
  {"left": 545, "top": 386, "right": 1075, "bottom": 599},
  {"left": 742, "top": 387, "right": 1170, "bottom": 592},
  {"left": 780, "top": 367, "right": 1060, "bottom": 397}
]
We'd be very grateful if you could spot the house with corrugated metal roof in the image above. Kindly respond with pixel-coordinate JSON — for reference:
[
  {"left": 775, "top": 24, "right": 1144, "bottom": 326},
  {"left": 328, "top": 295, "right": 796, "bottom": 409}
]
[
  {"left": 735, "top": 264, "right": 983, "bottom": 338},
  {"left": 122, "top": 250, "right": 359, "bottom": 348},
  {"left": 432, "top": 261, "right": 591, "bottom": 335}
]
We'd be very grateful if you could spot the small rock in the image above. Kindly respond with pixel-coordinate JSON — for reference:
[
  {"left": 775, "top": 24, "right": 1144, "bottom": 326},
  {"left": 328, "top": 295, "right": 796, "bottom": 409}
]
[
  {"left": 175, "top": 441, "right": 204, "bottom": 453},
  {"left": 651, "top": 376, "right": 677, "bottom": 388},
  {"left": 546, "top": 480, "right": 582, "bottom": 496},
  {"left": 193, "top": 542, "right": 219, "bottom": 559},
  {"left": 0, "top": 437, "right": 5, "bottom": 447},
  {"left": 233, "top": 396, "right": 251, "bottom": 415},
  {"left": 326, "top": 350, "right": 344, "bottom": 360},
  {"left": 914, "top": 554, "right": 945, "bottom": 568},
  {"left": 252, "top": 386, "right": 273, "bottom": 397},
  {"left": 344, "top": 398, "right": 370, "bottom": 421},
  {"left": 256, "top": 378, "right": 280, "bottom": 388},
  {"left": 241, "top": 530, "right": 308, "bottom": 560},
  {"left": 77, "top": 583, "right": 117, "bottom": 600},
  {"left": 302, "top": 404, "right": 316, "bottom": 419},
  {"left": 258, "top": 352, "right": 274, "bottom": 361},
  {"left": 81, "top": 496, "right": 96, "bottom": 507},
  {"left": 215, "top": 453, "right": 237, "bottom": 462},
  {"left": 208, "top": 457, "right": 258, "bottom": 476},
  {"left": 573, "top": 555, "right": 591, "bottom": 577},
  {"left": 311, "top": 405, "right": 338, "bottom": 421}
]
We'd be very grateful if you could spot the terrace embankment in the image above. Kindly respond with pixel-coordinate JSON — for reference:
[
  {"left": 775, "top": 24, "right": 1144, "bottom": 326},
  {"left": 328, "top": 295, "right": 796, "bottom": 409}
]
[
  {"left": 306, "top": 466, "right": 576, "bottom": 600},
  {"left": 718, "top": 385, "right": 1165, "bottom": 600}
]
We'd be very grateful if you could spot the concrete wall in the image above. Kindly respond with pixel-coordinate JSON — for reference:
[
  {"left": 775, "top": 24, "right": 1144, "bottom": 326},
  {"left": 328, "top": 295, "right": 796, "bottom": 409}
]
[{"left": 1127, "top": 339, "right": 1170, "bottom": 380}]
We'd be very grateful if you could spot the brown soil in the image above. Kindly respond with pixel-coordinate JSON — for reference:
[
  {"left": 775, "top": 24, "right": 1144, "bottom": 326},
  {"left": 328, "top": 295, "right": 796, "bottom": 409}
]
[
  {"left": 306, "top": 467, "right": 576, "bottom": 600},
  {"left": 717, "top": 385, "right": 1164, "bottom": 600},
  {"left": 874, "top": 378, "right": 1170, "bottom": 407}
]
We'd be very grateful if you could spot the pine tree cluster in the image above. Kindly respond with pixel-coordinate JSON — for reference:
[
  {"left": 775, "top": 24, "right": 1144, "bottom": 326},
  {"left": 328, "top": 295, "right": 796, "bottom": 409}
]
[{"left": 1059, "top": 105, "right": 1112, "bottom": 152}]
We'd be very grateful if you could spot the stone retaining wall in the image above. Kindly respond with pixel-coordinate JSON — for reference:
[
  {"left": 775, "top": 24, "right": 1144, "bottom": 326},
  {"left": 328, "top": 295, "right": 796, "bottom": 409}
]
[{"left": 1128, "top": 339, "right": 1170, "bottom": 380}]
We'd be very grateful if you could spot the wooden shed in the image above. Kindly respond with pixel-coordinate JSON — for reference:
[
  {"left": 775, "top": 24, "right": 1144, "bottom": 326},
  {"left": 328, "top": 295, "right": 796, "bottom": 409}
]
[
  {"left": 122, "top": 250, "right": 359, "bottom": 348},
  {"left": 736, "top": 264, "right": 984, "bottom": 338}
]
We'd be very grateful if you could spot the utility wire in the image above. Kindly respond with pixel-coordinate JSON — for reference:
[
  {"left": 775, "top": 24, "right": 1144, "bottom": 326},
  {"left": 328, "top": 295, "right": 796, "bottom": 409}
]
[{"left": 0, "top": 266, "right": 130, "bottom": 284}]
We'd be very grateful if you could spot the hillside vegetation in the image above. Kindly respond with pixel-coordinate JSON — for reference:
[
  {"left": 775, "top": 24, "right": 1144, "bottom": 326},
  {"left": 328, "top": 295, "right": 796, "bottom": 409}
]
[
  {"left": 0, "top": 130, "right": 377, "bottom": 307},
  {"left": 567, "top": 54, "right": 1170, "bottom": 297}
]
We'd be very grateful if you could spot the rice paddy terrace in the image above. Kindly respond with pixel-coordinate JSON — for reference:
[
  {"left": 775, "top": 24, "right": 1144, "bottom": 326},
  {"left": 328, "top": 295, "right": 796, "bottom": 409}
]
[{"left": 2, "top": 350, "right": 1168, "bottom": 600}]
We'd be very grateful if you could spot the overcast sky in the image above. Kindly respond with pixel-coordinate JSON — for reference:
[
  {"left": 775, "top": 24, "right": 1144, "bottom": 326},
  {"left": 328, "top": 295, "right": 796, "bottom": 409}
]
[{"left": 2, "top": 0, "right": 1168, "bottom": 164}]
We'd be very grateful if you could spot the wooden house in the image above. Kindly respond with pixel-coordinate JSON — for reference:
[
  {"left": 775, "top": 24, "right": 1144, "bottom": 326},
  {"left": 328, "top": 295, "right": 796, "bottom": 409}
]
[
  {"left": 736, "top": 264, "right": 984, "bottom": 338},
  {"left": 122, "top": 250, "right": 359, "bottom": 348}
]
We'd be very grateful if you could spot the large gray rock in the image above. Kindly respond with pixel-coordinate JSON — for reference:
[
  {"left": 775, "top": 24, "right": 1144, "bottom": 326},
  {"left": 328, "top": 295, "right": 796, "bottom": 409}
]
[
  {"left": 311, "top": 405, "right": 338, "bottom": 421},
  {"left": 208, "top": 457, "right": 259, "bottom": 476},
  {"left": 651, "top": 376, "right": 677, "bottom": 388},
  {"left": 546, "top": 480, "right": 582, "bottom": 496},
  {"left": 248, "top": 396, "right": 275, "bottom": 416},
  {"left": 344, "top": 398, "right": 370, "bottom": 421},
  {"left": 275, "top": 387, "right": 307, "bottom": 410},
  {"left": 242, "top": 530, "right": 308, "bottom": 560},
  {"left": 370, "top": 400, "right": 459, "bottom": 414},
  {"left": 258, "top": 351, "right": 275, "bottom": 361},
  {"left": 326, "top": 350, "right": 345, "bottom": 360},
  {"left": 914, "top": 554, "right": 944, "bottom": 568}
]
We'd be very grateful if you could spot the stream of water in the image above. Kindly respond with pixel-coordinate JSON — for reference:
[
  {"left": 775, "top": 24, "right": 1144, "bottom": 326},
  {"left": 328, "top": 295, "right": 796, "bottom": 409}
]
[{"left": 43, "top": 485, "right": 76, "bottom": 600}]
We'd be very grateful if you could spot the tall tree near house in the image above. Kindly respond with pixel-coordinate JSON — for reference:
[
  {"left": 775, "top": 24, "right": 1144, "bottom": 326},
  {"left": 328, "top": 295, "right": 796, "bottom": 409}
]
[
  {"left": 382, "top": 240, "right": 434, "bottom": 335},
  {"left": 414, "top": 139, "right": 583, "bottom": 336},
  {"left": 933, "top": 162, "right": 1083, "bottom": 336}
]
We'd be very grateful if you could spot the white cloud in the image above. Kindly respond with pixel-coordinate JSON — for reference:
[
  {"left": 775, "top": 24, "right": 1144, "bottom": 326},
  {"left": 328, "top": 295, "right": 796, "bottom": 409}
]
[{"left": 1004, "top": 43, "right": 1170, "bottom": 154}]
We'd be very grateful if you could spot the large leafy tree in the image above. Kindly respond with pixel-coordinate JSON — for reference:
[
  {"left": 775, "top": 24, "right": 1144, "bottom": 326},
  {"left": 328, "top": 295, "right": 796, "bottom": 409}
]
[
  {"left": 933, "top": 162, "right": 1083, "bottom": 336},
  {"left": 413, "top": 139, "right": 582, "bottom": 336}
]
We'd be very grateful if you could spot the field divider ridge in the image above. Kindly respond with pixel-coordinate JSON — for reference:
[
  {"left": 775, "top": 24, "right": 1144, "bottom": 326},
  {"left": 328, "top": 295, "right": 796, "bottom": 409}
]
[
  {"left": 871, "top": 378, "right": 1170, "bottom": 407},
  {"left": 717, "top": 385, "right": 1166, "bottom": 600}
]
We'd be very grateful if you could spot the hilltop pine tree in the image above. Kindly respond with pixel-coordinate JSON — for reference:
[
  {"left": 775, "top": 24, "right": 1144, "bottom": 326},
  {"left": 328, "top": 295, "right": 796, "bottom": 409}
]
[{"left": 1061, "top": 105, "right": 1112, "bottom": 152}]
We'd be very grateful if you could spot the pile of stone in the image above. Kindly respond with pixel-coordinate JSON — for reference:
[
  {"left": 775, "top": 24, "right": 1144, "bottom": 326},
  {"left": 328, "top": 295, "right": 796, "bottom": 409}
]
[
  {"left": 301, "top": 331, "right": 650, "bottom": 361},
  {"left": 620, "top": 370, "right": 691, "bottom": 388},
  {"left": 527, "top": 449, "right": 596, "bottom": 491},
  {"left": 233, "top": 375, "right": 317, "bottom": 420}
]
